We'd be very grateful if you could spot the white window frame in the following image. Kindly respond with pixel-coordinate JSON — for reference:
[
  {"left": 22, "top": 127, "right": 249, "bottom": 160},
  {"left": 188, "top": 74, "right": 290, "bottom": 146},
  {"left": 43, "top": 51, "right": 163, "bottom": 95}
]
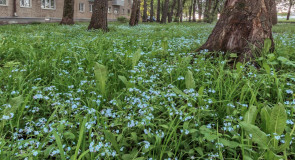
[
  {"left": 0, "top": 0, "right": 8, "bottom": 6},
  {"left": 41, "top": 0, "right": 55, "bottom": 10},
  {"left": 89, "top": 4, "right": 93, "bottom": 12},
  {"left": 20, "top": 0, "right": 31, "bottom": 8},
  {"left": 108, "top": 7, "right": 111, "bottom": 14},
  {"left": 114, "top": 8, "right": 119, "bottom": 14},
  {"left": 79, "top": 3, "right": 85, "bottom": 12}
]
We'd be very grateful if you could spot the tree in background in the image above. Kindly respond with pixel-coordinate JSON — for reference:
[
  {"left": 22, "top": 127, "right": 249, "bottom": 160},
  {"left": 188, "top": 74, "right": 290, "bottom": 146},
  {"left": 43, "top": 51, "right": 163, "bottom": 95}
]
[
  {"left": 150, "top": 0, "right": 154, "bottom": 22},
  {"left": 130, "top": 0, "right": 141, "bottom": 26},
  {"left": 157, "top": 0, "right": 161, "bottom": 22},
  {"left": 271, "top": 0, "right": 278, "bottom": 25},
  {"left": 60, "top": 0, "right": 75, "bottom": 25},
  {"left": 192, "top": 0, "right": 197, "bottom": 22},
  {"left": 143, "top": 0, "right": 148, "bottom": 22},
  {"left": 168, "top": 0, "right": 177, "bottom": 22},
  {"left": 197, "top": 0, "right": 202, "bottom": 20},
  {"left": 161, "top": 0, "right": 170, "bottom": 23},
  {"left": 197, "top": 0, "right": 274, "bottom": 63},
  {"left": 88, "top": 0, "right": 108, "bottom": 31},
  {"left": 287, "top": 0, "right": 294, "bottom": 20}
]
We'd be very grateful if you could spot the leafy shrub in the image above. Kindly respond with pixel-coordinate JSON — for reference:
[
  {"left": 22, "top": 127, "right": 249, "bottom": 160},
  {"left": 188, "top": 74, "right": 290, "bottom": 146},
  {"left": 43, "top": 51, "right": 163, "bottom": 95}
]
[{"left": 117, "top": 16, "right": 128, "bottom": 23}]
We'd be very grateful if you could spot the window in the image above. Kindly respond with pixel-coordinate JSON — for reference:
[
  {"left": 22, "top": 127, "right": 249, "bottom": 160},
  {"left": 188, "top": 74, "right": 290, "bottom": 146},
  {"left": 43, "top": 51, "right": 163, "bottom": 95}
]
[
  {"left": 114, "top": 8, "right": 119, "bottom": 14},
  {"left": 20, "top": 0, "right": 31, "bottom": 7},
  {"left": 122, "top": 9, "right": 124, "bottom": 14},
  {"left": 0, "top": 0, "right": 7, "bottom": 6},
  {"left": 79, "top": 3, "right": 84, "bottom": 12},
  {"left": 108, "top": 7, "right": 111, "bottom": 14},
  {"left": 89, "top": 4, "right": 93, "bottom": 12},
  {"left": 41, "top": 0, "right": 55, "bottom": 9}
]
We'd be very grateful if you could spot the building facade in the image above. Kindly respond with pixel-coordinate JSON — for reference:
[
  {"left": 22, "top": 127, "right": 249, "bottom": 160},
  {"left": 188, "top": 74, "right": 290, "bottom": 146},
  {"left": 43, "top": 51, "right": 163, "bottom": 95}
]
[{"left": 0, "top": 0, "right": 132, "bottom": 23}]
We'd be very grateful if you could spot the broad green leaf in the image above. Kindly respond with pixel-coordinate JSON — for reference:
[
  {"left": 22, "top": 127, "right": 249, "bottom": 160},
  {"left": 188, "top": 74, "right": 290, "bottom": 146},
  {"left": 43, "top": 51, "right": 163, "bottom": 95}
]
[
  {"left": 260, "top": 106, "right": 271, "bottom": 133},
  {"left": 118, "top": 75, "right": 130, "bottom": 88},
  {"left": 270, "top": 104, "right": 287, "bottom": 135},
  {"left": 273, "top": 134, "right": 292, "bottom": 153},
  {"left": 172, "top": 87, "right": 188, "bottom": 98},
  {"left": 244, "top": 105, "right": 258, "bottom": 124},
  {"left": 94, "top": 63, "right": 108, "bottom": 94},
  {"left": 64, "top": 131, "right": 75, "bottom": 140},
  {"left": 132, "top": 49, "right": 141, "bottom": 68},
  {"left": 185, "top": 70, "right": 195, "bottom": 89},
  {"left": 104, "top": 130, "right": 120, "bottom": 153},
  {"left": 53, "top": 131, "right": 66, "bottom": 160},
  {"left": 263, "top": 38, "right": 272, "bottom": 53},
  {"left": 73, "top": 118, "right": 87, "bottom": 160},
  {"left": 239, "top": 122, "right": 269, "bottom": 149},
  {"left": 263, "top": 62, "right": 271, "bottom": 75},
  {"left": 219, "top": 139, "right": 240, "bottom": 148}
]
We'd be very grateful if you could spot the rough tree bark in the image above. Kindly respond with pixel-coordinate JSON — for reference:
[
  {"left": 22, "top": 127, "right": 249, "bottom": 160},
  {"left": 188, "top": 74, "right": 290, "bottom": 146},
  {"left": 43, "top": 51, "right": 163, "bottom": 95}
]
[
  {"left": 270, "top": 0, "right": 277, "bottom": 25},
  {"left": 60, "top": 0, "right": 75, "bottom": 25},
  {"left": 197, "top": 0, "right": 275, "bottom": 63},
  {"left": 88, "top": 0, "right": 108, "bottom": 31},
  {"left": 192, "top": 0, "right": 197, "bottom": 22},
  {"left": 157, "top": 0, "right": 161, "bottom": 22},
  {"left": 130, "top": 0, "right": 141, "bottom": 26},
  {"left": 197, "top": 0, "right": 202, "bottom": 20},
  {"left": 150, "top": 0, "right": 154, "bottom": 22},
  {"left": 161, "top": 0, "right": 170, "bottom": 23},
  {"left": 287, "top": 0, "right": 293, "bottom": 20},
  {"left": 168, "top": 0, "right": 177, "bottom": 22},
  {"left": 143, "top": 0, "right": 148, "bottom": 22}
]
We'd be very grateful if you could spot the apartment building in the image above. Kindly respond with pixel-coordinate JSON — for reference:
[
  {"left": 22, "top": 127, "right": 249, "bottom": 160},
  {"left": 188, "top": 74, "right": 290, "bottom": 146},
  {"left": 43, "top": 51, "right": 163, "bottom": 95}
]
[{"left": 0, "top": 0, "right": 132, "bottom": 23}]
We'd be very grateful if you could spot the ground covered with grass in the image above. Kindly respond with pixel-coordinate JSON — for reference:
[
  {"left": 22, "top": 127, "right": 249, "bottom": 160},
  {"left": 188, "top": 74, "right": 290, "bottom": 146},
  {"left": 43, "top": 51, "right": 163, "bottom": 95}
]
[{"left": 0, "top": 22, "right": 295, "bottom": 160}]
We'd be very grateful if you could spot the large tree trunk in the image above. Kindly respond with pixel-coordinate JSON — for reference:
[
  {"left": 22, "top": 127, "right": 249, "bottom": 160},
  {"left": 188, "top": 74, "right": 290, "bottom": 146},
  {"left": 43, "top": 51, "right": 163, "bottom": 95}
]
[
  {"left": 150, "top": 0, "right": 154, "bottom": 22},
  {"left": 270, "top": 0, "right": 277, "bottom": 25},
  {"left": 168, "top": 0, "right": 177, "bottom": 22},
  {"left": 197, "top": 0, "right": 275, "bottom": 63},
  {"left": 88, "top": 0, "right": 108, "bottom": 31},
  {"left": 197, "top": 0, "right": 202, "bottom": 20},
  {"left": 60, "top": 0, "right": 75, "bottom": 25},
  {"left": 287, "top": 0, "right": 293, "bottom": 20},
  {"left": 130, "top": 0, "right": 141, "bottom": 26},
  {"left": 157, "top": 0, "right": 161, "bottom": 22},
  {"left": 161, "top": 0, "right": 170, "bottom": 23},
  {"left": 143, "top": 0, "right": 148, "bottom": 22},
  {"left": 192, "top": 0, "right": 197, "bottom": 22}
]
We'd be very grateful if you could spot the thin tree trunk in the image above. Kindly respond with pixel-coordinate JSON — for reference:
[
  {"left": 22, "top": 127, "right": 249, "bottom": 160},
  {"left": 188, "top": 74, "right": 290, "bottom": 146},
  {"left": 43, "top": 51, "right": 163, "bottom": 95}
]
[
  {"left": 197, "top": 0, "right": 202, "bottom": 20},
  {"left": 192, "top": 0, "right": 196, "bottom": 22},
  {"left": 88, "top": 0, "right": 108, "bottom": 31},
  {"left": 287, "top": 0, "right": 293, "bottom": 20},
  {"left": 204, "top": 0, "right": 212, "bottom": 23},
  {"left": 13, "top": 0, "right": 17, "bottom": 16},
  {"left": 150, "top": 0, "right": 154, "bottom": 22},
  {"left": 168, "top": 0, "right": 177, "bottom": 22},
  {"left": 180, "top": 0, "right": 185, "bottom": 22},
  {"left": 157, "top": 0, "right": 161, "bottom": 22},
  {"left": 60, "top": 0, "right": 75, "bottom": 25},
  {"left": 189, "top": 2, "right": 192, "bottom": 22},
  {"left": 161, "top": 0, "right": 170, "bottom": 23},
  {"left": 130, "top": 0, "right": 141, "bottom": 26},
  {"left": 175, "top": 0, "right": 182, "bottom": 22},
  {"left": 270, "top": 0, "right": 277, "bottom": 25},
  {"left": 197, "top": 0, "right": 275, "bottom": 63},
  {"left": 143, "top": 0, "right": 148, "bottom": 22}
]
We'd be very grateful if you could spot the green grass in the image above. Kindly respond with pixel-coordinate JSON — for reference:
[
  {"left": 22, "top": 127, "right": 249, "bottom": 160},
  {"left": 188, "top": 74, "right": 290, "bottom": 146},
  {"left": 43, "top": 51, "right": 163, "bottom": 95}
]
[{"left": 0, "top": 22, "right": 295, "bottom": 160}]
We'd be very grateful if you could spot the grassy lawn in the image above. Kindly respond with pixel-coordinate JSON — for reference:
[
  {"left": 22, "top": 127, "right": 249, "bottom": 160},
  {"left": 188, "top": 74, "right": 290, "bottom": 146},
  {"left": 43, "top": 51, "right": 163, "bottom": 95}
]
[{"left": 0, "top": 22, "right": 295, "bottom": 159}]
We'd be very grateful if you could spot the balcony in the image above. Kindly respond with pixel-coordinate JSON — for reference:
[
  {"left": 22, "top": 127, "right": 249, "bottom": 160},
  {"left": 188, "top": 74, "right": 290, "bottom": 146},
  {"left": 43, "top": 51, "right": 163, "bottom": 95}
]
[{"left": 112, "top": 0, "right": 124, "bottom": 6}]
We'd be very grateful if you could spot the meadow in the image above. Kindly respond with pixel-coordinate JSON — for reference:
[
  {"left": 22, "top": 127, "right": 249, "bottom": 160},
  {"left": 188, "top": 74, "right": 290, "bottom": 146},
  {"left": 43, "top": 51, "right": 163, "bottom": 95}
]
[{"left": 0, "top": 22, "right": 295, "bottom": 159}]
